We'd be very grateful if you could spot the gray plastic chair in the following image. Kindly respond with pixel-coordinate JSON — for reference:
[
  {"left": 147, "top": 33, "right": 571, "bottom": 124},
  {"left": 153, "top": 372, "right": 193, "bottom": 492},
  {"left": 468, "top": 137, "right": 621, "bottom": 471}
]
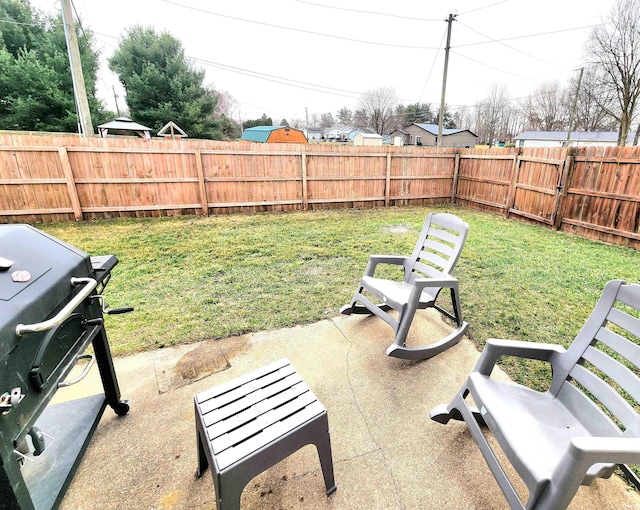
[
  {"left": 340, "top": 212, "right": 469, "bottom": 360},
  {"left": 430, "top": 280, "right": 640, "bottom": 510}
]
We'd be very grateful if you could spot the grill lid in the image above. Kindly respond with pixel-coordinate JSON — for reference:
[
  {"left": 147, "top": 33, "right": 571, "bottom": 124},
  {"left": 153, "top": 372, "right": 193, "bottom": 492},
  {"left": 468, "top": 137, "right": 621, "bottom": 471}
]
[{"left": 0, "top": 225, "right": 94, "bottom": 359}]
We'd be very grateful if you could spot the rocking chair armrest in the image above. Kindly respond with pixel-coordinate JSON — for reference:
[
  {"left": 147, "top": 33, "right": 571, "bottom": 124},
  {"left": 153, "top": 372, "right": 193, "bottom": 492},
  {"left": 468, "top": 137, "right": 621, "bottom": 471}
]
[
  {"left": 407, "top": 276, "right": 459, "bottom": 302},
  {"left": 564, "top": 436, "right": 640, "bottom": 467},
  {"left": 411, "top": 276, "right": 459, "bottom": 289},
  {"left": 474, "top": 338, "right": 566, "bottom": 376},
  {"left": 364, "top": 255, "right": 411, "bottom": 276}
]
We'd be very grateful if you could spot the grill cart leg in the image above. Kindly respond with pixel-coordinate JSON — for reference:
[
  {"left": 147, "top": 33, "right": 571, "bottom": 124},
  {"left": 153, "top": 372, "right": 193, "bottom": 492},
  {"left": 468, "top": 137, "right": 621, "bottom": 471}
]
[{"left": 92, "top": 326, "right": 130, "bottom": 416}]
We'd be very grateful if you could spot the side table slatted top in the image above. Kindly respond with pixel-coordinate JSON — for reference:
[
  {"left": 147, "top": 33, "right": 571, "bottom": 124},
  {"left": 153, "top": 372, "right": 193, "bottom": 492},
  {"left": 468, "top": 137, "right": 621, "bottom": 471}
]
[{"left": 195, "top": 358, "right": 326, "bottom": 472}]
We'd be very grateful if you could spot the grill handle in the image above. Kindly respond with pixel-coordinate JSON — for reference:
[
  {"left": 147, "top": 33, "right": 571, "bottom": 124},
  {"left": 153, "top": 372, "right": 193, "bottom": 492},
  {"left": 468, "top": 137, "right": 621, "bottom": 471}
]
[
  {"left": 58, "top": 354, "right": 95, "bottom": 388},
  {"left": 15, "top": 277, "right": 98, "bottom": 337}
]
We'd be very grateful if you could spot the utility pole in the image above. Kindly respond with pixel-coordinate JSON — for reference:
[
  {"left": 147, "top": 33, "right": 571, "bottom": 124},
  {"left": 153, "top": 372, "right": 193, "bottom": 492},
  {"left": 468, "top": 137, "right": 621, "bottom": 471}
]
[
  {"left": 437, "top": 13, "right": 456, "bottom": 148},
  {"left": 112, "top": 86, "right": 121, "bottom": 116},
  {"left": 564, "top": 67, "right": 584, "bottom": 148},
  {"left": 61, "top": 0, "right": 93, "bottom": 136}
]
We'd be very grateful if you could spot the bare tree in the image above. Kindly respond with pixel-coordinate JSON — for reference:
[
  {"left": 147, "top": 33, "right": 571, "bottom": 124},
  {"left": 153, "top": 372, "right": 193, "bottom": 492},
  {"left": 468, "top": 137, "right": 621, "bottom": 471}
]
[
  {"left": 214, "top": 90, "right": 239, "bottom": 118},
  {"left": 336, "top": 107, "right": 353, "bottom": 126},
  {"left": 568, "top": 67, "right": 617, "bottom": 131},
  {"left": 586, "top": 0, "right": 640, "bottom": 145},
  {"left": 353, "top": 108, "right": 369, "bottom": 131},
  {"left": 474, "top": 83, "right": 514, "bottom": 145},
  {"left": 357, "top": 86, "right": 399, "bottom": 135},
  {"left": 320, "top": 112, "right": 334, "bottom": 128},
  {"left": 452, "top": 106, "right": 473, "bottom": 130},
  {"left": 519, "top": 80, "right": 568, "bottom": 131}
]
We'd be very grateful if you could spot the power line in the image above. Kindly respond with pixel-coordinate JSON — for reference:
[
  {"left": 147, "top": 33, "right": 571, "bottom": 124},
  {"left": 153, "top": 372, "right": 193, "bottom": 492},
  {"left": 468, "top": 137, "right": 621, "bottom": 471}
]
[
  {"left": 0, "top": 17, "right": 58, "bottom": 27},
  {"left": 70, "top": 0, "right": 86, "bottom": 38},
  {"left": 294, "top": 0, "right": 442, "bottom": 22},
  {"left": 93, "top": 29, "right": 365, "bottom": 101},
  {"left": 451, "top": 50, "right": 534, "bottom": 80},
  {"left": 191, "top": 57, "right": 362, "bottom": 100},
  {"left": 192, "top": 57, "right": 362, "bottom": 97},
  {"left": 457, "top": 21, "right": 572, "bottom": 68},
  {"left": 458, "top": 0, "right": 511, "bottom": 15},
  {"left": 161, "top": 0, "right": 441, "bottom": 50},
  {"left": 455, "top": 24, "right": 597, "bottom": 48},
  {"left": 419, "top": 25, "right": 448, "bottom": 102}
]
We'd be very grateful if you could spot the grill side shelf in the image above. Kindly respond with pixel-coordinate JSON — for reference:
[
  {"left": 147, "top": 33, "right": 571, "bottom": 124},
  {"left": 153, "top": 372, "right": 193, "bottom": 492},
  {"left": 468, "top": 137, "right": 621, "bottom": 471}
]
[{"left": 90, "top": 255, "right": 118, "bottom": 286}]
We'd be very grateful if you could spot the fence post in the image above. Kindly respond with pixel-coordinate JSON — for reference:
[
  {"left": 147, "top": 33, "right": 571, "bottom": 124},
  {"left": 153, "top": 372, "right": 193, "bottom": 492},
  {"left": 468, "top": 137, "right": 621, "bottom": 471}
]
[
  {"left": 451, "top": 152, "right": 460, "bottom": 204},
  {"left": 553, "top": 150, "right": 574, "bottom": 230},
  {"left": 194, "top": 149, "right": 208, "bottom": 216},
  {"left": 505, "top": 149, "right": 522, "bottom": 218},
  {"left": 301, "top": 145, "right": 308, "bottom": 210},
  {"left": 58, "top": 147, "right": 83, "bottom": 221},
  {"left": 385, "top": 152, "right": 391, "bottom": 206}
]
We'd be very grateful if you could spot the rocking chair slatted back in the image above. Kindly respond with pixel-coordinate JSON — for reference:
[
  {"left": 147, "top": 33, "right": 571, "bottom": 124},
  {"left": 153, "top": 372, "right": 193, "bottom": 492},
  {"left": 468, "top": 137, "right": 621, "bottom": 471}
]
[{"left": 408, "top": 214, "right": 467, "bottom": 283}]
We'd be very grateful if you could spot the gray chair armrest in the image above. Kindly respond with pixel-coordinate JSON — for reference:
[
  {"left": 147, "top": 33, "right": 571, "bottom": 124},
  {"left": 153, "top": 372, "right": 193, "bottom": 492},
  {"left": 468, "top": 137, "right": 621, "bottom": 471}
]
[
  {"left": 407, "top": 276, "right": 459, "bottom": 303},
  {"left": 474, "top": 338, "right": 566, "bottom": 376},
  {"left": 364, "top": 255, "right": 411, "bottom": 276},
  {"left": 412, "top": 276, "right": 458, "bottom": 289},
  {"left": 570, "top": 437, "right": 640, "bottom": 465},
  {"left": 550, "top": 437, "right": 640, "bottom": 490}
]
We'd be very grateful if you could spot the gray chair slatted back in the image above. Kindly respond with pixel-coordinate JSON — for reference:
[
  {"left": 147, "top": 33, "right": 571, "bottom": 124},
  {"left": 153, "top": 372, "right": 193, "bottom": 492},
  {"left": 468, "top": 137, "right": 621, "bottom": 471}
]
[
  {"left": 556, "top": 281, "right": 640, "bottom": 439},
  {"left": 407, "top": 213, "right": 468, "bottom": 284}
]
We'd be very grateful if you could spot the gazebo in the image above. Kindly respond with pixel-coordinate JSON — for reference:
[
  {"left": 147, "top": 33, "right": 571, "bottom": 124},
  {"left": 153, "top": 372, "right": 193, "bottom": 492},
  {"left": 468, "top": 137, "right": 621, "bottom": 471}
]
[{"left": 97, "top": 116, "right": 152, "bottom": 139}]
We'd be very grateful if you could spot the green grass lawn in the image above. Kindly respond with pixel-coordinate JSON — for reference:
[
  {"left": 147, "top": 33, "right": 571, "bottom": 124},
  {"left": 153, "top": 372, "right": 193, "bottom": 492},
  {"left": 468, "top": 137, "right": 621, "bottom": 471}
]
[{"left": 39, "top": 205, "right": 640, "bottom": 390}]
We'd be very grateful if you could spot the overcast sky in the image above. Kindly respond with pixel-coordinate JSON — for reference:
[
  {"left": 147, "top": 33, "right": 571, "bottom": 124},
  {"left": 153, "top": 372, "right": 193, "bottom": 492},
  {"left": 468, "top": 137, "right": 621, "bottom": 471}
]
[{"left": 31, "top": 0, "right": 617, "bottom": 126}]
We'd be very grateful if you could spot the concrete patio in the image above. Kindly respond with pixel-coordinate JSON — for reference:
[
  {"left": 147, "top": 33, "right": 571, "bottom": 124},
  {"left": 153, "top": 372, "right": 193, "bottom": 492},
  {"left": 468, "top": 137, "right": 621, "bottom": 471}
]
[{"left": 56, "top": 310, "right": 640, "bottom": 510}]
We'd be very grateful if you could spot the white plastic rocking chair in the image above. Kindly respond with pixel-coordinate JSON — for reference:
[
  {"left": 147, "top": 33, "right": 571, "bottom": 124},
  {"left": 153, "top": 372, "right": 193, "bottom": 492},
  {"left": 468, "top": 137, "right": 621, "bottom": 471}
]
[{"left": 340, "top": 212, "right": 469, "bottom": 360}]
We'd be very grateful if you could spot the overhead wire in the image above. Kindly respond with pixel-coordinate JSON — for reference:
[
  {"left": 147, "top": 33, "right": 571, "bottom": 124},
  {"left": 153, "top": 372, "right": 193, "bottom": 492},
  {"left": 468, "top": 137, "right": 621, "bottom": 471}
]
[
  {"left": 458, "top": 0, "right": 511, "bottom": 16},
  {"left": 293, "top": 0, "right": 442, "bottom": 22},
  {"left": 455, "top": 23, "right": 597, "bottom": 48},
  {"left": 418, "top": 25, "right": 448, "bottom": 102},
  {"left": 191, "top": 57, "right": 362, "bottom": 100},
  {"left": 456, "top": 20, "right": 573, "bottom": 68},
  {"left": 450, "top": 50, "right": 535, "bottom": 80},
  {"left": 160, "top": 0, "right": 441, "bottom": 50}
]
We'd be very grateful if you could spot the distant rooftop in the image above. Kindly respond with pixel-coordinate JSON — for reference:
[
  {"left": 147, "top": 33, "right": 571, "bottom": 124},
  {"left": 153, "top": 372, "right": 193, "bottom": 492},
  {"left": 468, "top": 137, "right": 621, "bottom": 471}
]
[
  {"left": 414, "top": 123, "right": 475, "bottom": 136},
  {"left": 515, "top": 130, "right": 634, "bottom": 143}
]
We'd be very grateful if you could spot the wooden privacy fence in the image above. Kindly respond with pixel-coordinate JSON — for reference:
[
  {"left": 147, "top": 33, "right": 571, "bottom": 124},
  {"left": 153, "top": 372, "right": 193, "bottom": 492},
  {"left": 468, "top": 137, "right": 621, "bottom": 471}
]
[{"left": 1, "top": 133, "right": 640, "bottom": 249}]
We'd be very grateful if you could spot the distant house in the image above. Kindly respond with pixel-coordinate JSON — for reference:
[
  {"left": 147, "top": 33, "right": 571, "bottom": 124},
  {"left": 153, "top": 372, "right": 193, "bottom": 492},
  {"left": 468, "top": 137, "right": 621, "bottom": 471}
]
[
  {"left": 304, "top": 126, "right": 354, "bottom": 142},
  {"left": 353, "top": 132, "right": 383, "bottom": 146},
  {"left": 514, "top": 131, "right": 635, "bottom": 148},
  {"left": 389, "top": 123, "right": 477, "bottom": 148},
  {"left": 305, "top": 127, "right": 324, "bottom": 140},
  {"left": 323, "top": 128, "right": 350, "bottom": 141},
  {"left": 241, "top": 126, "right": 307, "bottom": 144}
]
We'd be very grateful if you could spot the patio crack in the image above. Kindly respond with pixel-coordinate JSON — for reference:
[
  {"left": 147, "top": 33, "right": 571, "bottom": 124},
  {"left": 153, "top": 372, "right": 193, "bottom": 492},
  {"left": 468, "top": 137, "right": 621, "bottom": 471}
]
[{"left": 330, "top": 318, "right": 406, "bottom": 510}]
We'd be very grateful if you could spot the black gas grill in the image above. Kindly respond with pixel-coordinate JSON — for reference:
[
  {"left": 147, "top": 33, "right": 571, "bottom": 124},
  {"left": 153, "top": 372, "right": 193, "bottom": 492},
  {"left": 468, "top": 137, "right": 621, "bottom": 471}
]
[{"left": 0, "top": 225, "right": 131, "bottom": 510}]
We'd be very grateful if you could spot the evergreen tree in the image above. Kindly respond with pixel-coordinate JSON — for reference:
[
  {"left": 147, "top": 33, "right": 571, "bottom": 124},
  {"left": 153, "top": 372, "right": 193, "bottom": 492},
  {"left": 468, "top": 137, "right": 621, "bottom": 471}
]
[
  {"left": 243, "top": 114, "right": 273, "bottom": 129},
  {"left": 109, "top": 25, "right": 219, "bottom": 139},
  {"left": 0, "top": 0, "right": 106, "bottom": 132}
]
